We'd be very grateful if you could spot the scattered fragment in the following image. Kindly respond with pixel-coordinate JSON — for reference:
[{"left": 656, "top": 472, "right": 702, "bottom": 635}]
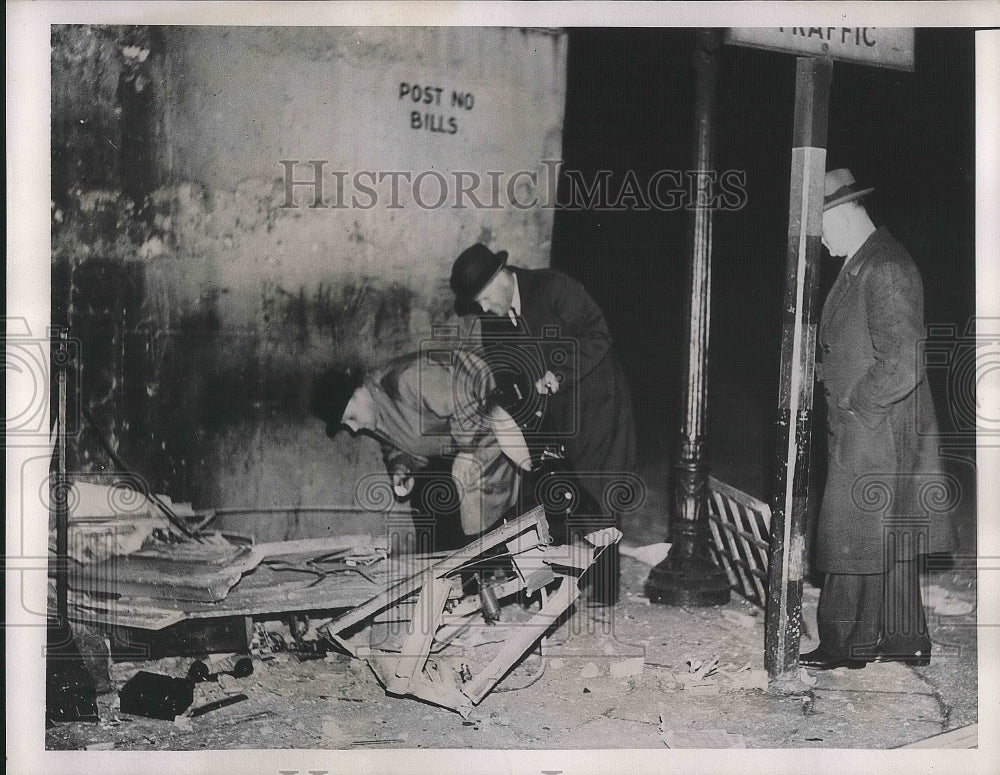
[
  {"left": 797, "top": 667, "right": 818, "bottom": 687},
  {"left": 85, "top": 742, "right": 115, "bottom": 750},
  {"left": 655, "top": 671, "right": 678, "bottom": 691},
  {"left": 583, "top": 527, "right": 623, "bottom": 547},
  {"left": 580, "top": 662, "right": 600, "bottom": 679},
  {"left": 250, "top": 622, "right": 277, "bottom": 661},
  {"left": 619, "top": 542, "right": 672, "bottom": 567},
  {"left": 726, "top": 668, "right": 768, "bottom": 692},
  {"left": 684, "top": 655, "right": 719, "bottom": 680},
  {"left": 609, "top": 657, "right": 644, "bottom": 679},
  {"left": 216, "top": 674, "right": 242, "bottom": 694},
  {"left": 717, "top": 661, "right": 767, "bottom": 691},
  {"left": 924, "top": 584, "right": 975, "bottom": 616}
]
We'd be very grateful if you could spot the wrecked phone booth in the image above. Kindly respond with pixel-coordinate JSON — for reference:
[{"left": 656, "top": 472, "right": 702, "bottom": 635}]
[
  {"left": 29, "top": 16, "right": 982, "bottom": 758},
  {"left": 47, "top": 24, "right": 582, "bottom": 730}
]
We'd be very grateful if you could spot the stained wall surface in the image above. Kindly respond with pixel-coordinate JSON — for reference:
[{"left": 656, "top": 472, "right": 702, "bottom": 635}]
[{"left": 51, "top": 25, "right": 568, "bottom": 541}]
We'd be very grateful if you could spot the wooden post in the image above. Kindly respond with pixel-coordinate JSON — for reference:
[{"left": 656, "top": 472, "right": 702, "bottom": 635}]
[
  {"left": 764, "top": 56, "right": 832, "bottom": 682},
  {"left": 55, "top": 328, "right": 70, "bottom": 627},
  {"left": 645, "top": 28, "right": 730, "bottom": 607}
]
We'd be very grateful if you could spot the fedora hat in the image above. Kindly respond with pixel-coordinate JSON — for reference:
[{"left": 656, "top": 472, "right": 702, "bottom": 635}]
[
  {"left": 824, "top": 168, "right": 874, "bottom": 211},
  {"left": 450, "top": 243, "right": 508, "bottom": 313}
]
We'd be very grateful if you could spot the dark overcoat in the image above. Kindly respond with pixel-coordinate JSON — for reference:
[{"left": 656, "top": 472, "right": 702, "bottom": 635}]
[
  {"left": 816, "top": 228, "right": 955, "bottom": 574},
  {"left": 476, "top": 267, "right": 636, "bottom": 507}
]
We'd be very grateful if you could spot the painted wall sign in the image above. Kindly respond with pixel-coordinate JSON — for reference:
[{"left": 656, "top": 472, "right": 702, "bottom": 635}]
[
  {"left": 399, "top": 80, "right": 476, "bottom": 135},
  {"left": 724, "top": 27, "right": 914, "bottom": 72}
]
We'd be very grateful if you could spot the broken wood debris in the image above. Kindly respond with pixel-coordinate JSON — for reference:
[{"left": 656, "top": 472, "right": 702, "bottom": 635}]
[
  {"left": 68, "top": 533, "right": 392, "bottom": 629},
  {"left": 319, "top": 505, "right": 609, "bottom": 716}
]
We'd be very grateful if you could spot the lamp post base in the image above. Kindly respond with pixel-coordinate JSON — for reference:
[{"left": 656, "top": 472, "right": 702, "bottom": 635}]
[{"left": 644, "top": 546, "right": 730, "bottom": 606}]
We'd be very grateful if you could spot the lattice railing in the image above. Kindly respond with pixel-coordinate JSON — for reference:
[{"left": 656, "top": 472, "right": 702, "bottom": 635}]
[{"left": 706, "top": 477, "right": 772, "bottom": 608}]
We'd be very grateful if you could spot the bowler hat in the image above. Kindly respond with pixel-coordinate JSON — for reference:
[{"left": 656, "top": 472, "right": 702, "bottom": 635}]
[
  {"left": 824, "top": 168, "right": 874, "bottom": 211},
  {"left": 450, "top": 243, "right": 508, "bottom": 314}
]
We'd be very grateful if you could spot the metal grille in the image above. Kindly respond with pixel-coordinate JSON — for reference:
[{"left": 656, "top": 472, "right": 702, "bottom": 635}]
[{"left": 707, "top": 477, "right": 772, "bottom": 608}]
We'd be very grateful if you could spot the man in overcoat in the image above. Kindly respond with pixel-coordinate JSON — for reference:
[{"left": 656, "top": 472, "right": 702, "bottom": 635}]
[
  {"left": 310, "top": 348, "right": 520, "bottom": 540},
  {"left": 450, "top": 244, "right": 637, "bottom": 602},
  {"left": 799, "top": 169, "right": 955, "bottom": 670}
]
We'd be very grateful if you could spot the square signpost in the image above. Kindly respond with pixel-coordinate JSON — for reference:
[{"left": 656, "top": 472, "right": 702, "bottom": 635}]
[{"left": 723, "top": 27, "right": 915, "bottom": 686}]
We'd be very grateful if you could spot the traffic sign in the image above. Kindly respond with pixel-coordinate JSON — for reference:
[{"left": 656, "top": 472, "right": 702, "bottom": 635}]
[{"left": 725, "top": 27, "right": 914, "bottom": 72}]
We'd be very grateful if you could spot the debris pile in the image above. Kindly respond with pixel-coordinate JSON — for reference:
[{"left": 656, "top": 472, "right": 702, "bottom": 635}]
[{"left": 320, "top": 505, "right": 613, "bottom": 716}]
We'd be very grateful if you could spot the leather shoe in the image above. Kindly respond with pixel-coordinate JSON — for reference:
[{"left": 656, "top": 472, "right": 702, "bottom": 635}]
[
  {"left": 869, "top": 648, "right": 930, "bottom": 667},
  {"left": 798, "top": 647, "right": 867, "bottom": 670}
]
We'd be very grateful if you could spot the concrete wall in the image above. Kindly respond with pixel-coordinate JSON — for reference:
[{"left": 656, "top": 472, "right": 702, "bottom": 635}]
[{"left": 51, "top": 25, "right": 567, "bottom": 541}]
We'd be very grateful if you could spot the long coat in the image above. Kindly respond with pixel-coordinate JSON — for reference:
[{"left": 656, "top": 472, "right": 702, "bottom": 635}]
[
  {"left": 816, "top": 228, "right": 955, "bottom": 574},
  {"left": 475, "top": 266, "right": 636, "bottom": 508},
  {"left": 365, "top": 350, "right": 519, "bottom": 534}
]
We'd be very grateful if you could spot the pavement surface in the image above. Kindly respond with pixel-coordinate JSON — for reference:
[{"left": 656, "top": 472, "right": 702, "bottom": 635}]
[{"left": 44, "top": 552, "right": 980, "bottom": 758}]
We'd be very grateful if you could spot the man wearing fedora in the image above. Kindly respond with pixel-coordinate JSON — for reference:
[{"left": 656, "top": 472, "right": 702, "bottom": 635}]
[
  {"left": 799, "top": 169, "right": 955, "bottom": 670},
  {"left": 450, "top": 243, "right": 636, "bottom": 603}
]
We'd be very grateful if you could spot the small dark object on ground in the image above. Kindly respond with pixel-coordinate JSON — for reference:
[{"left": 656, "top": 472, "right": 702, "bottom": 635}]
[
  {"left": 187, "top": 656, "right": 254, "bottom": 682},
  {"left": 46, "top": 623, "right": 100, "bottom": 724},
  {"left": 119, "top": 671, "right": 194, "bottom": 720}
]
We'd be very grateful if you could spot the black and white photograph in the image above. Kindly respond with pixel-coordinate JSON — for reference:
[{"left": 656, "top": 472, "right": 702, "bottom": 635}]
[{"left": 6, "top": 3, "right": 999, "bottom": 773}]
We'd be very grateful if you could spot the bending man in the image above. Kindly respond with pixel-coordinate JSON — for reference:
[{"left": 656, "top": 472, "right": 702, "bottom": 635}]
[{"left": 310, "top": 348, "right": 520, "bottom": 540}]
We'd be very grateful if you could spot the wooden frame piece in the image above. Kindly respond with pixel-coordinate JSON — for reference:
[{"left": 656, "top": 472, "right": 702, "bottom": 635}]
[
  {"left": 320, "top": 505, "right": 597, "bottom": 715},
  {"left": 322, "top": 506, "right": 549, "bottom": 651}
]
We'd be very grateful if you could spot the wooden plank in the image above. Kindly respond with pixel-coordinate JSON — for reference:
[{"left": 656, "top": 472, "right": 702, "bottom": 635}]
[
  {"left": 364, "top": 649, "right": 472, "bottom": 717},
  {"left": 898, "top": 724, "right": 978, "bottom": 749},
  {"left": 251, "top": 534, "right": 388, "bottom": 559},
  {"left": 709, "top": 476, "right": 771, "bottom": 516},
  {"left": 538, "top": 541, "right": 594, "bottom": 571},
  {"left": 323, "top": 506, "right": 546, "bottom": 637},
  {"left": 400, "top": 674, "right": 473, "bottom": 718},
  {"left": 461, "top": 578, "right": 580, "bottom": 704},
  {"left": 393, "top": 573, "right": 453, "bottom": 684},
  {"left": 765, "top": 55, "right": 831, "bottom": 681},
  {"left": 68, "top": 562, "right": 391, "bottom": 630},
  {"left": 67, "top": 594, "right": 188, "bottom": 630}
]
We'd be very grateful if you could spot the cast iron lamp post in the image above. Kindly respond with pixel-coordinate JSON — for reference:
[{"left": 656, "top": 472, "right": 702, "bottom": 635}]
[{"left": 644, "top": 28, "right": 731, "bottom": 606}]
